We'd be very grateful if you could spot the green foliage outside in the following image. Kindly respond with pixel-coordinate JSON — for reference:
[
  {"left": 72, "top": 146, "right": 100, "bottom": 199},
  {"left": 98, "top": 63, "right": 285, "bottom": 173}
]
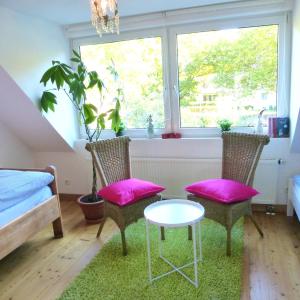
[
  {"left": 81, "top": 37, "right": 165, "bottom": 129},
  {"left": 80, "top": 25, "right": 278, "bottom": 129},
  {"left": 178, "top": 25, "right": 278, "bottom": 127},
  {"left": 180, "top": 27, "right": 277, "bottom": 102}
]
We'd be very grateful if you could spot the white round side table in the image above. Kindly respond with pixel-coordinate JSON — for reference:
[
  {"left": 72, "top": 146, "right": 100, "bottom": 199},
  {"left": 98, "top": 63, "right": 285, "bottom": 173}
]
[{"left": 144, "top": 199, "right": 205, "bottom": 288}]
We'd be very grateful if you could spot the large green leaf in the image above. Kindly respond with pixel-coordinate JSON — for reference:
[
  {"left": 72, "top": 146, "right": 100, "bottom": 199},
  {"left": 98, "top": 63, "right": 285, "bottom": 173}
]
[
  {"left": 40, "top": 91, "right": 57, "bottom": 113},
  {"left": 69, "top": 79, "right": 86, "bottom": 104},
  {"left": 87, "top": 71, "right": 98, "bottom": 89},
  {"left": 77, "top": 63, "right": 86, "bottom": 79},
  {"left": 72, "top": 50, "right": 81, "bottom": 59},
  {"left": 97, "top": 113, "right": 106, "bottom": 130},
  {"left": 83, "top": 104, "right": 97, "bottom": 125},
  {"left": 108, "top": 100, "right": 121, "bottom": 132},
  {"left": 40, "top": 63, "right": 72, "bottom": 90},
  {"left": 71, "top": 57, "right": 81, "bottom": 63},
  {"left": 40, "top": 68, "right": 53, "bottom": 86}
]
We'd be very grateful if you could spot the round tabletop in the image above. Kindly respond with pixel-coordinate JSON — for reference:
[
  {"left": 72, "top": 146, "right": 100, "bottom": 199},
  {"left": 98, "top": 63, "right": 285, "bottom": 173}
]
[{"left": 144, "top": 199, "right": 205, "bottom": 227}]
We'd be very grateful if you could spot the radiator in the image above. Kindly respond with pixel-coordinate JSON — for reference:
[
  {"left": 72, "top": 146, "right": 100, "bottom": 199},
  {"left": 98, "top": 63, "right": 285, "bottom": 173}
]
[{"left": 131, "top": 157, "right": 279, "bottom": 204}]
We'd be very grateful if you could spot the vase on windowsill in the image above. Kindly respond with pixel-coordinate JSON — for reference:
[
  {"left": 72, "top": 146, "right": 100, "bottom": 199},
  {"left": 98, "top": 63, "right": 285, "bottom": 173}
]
[{"left": 147, "top": 114, "right": 154, "bottom": 138}]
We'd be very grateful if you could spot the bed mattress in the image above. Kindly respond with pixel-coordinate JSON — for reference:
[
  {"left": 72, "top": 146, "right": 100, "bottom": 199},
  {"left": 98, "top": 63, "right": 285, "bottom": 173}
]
[
  {"left": 0, "top": 170, "right": 54, "bottom": 228},
  {"left": 0, "top": 186, "right": 53, "bottom": 228}
]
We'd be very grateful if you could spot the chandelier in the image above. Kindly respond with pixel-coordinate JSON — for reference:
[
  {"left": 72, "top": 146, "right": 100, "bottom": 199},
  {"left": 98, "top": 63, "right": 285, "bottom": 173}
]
[{"left": 90, "top": 0, "right": 120, "bottom": 36}]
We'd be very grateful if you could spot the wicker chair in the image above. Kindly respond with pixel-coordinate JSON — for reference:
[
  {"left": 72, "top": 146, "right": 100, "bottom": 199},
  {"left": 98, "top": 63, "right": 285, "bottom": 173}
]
[
  {"left": 187, "top": 132, "right": 270, "bottom": 256},
  {"left": 86, "top": 136, "right": 162, "bottom": 256}
]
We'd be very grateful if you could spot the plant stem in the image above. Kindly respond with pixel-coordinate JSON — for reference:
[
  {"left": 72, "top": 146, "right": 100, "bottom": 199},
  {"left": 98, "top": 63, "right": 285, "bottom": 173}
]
[{"left": 92, "top": 162, "right": 97, "bottom": 202}]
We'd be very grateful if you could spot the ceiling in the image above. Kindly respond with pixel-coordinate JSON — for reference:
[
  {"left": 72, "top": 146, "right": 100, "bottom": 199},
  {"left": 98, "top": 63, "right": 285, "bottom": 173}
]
[{"left": 0, "top": 0, "right": 241, "bottom": 25}]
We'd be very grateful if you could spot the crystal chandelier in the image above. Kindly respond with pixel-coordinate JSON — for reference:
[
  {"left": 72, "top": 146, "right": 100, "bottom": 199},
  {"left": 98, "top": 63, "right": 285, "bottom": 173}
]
[{"left": 90, "top": 0, "right": 119, "bottom": 36}]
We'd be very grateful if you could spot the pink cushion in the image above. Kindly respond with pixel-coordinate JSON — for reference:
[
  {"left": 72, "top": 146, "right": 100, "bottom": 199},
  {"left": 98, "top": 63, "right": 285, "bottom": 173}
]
[
  {"left": 185, "top": 179, "right": 259, "bottom": 204},
  {"left": 97, "top": 178, "right": 165, "bottom": 207}
]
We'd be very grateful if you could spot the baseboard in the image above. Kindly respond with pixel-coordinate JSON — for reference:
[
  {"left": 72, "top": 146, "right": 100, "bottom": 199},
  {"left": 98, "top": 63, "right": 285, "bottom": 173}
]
[
  {"left": 59, "top": 193, "right": 82, "bottom": 202},
  {"left": 252, "top": 204, "right": 286, "bottom": 214}
]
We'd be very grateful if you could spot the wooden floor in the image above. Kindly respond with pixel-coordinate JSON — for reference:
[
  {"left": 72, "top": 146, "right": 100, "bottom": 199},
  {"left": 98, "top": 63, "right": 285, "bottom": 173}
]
[{"left": 0, "top": 200, "right": 299, "bottom": 300}]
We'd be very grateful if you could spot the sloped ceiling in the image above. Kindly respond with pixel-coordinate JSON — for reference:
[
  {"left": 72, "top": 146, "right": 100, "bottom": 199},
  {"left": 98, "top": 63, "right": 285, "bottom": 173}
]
[
  {"left": 0, "top": 0, "right": 241, "bottom": 25},
  {"left": 0, "top": 66, "right": 73, "bottom": 152}
]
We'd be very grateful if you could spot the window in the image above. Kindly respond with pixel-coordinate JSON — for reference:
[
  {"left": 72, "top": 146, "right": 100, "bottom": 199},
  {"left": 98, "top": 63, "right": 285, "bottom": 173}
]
[
  {"left": 177, "top": 25, "right": 278, "bottom": 128},
  {"left": 74, "top": 12, "right": 289, "bottom": 137},
  {"left": 80, "top": 37, "right": 165, "bottom": 129}
]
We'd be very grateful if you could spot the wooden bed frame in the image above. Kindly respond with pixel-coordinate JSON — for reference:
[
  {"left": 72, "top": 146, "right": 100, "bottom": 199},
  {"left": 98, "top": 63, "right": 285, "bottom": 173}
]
[{"left": 0, "top": 166, "right": 63, "bottom": 260}]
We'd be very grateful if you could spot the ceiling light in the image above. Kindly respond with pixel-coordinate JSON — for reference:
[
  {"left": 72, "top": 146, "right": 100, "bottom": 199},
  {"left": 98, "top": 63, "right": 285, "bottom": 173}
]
[{"left": 90, "top": 0, "right": 119, "bottom": 36}]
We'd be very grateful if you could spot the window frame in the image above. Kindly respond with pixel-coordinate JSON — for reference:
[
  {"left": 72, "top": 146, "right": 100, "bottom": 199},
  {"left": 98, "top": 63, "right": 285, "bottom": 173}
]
[
  {"left": 168, "top": 14, "right": 290, "bottom": 137},
  {"left": 72, "top": 13, "right": 291, "bottom": 139},
  {"left": 73, "top": 28, "right": 171, "bottom": 139}
]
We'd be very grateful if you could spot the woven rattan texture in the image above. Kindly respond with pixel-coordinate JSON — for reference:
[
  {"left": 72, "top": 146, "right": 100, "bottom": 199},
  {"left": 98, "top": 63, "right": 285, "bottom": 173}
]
[
  {"left": 88, "top": 136, "right": 131, "bottom": 187},
  {"left": 188, "top": 132, "right": 270, "bottom": 255},
  {"left": 222, "top": 132, "right": 270, "bottom": 186},
  {"left": 86, "top": 136, "right": 162, "bottom": 255}
]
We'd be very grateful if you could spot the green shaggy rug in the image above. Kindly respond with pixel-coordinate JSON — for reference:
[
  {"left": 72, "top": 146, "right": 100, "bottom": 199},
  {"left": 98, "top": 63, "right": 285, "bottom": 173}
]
[{"left": 60, "top": 219, "right": 243, "bottom": 300}]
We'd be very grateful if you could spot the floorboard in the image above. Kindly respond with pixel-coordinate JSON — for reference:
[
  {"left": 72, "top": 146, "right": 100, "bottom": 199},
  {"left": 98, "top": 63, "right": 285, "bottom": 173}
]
[{"left": 0, "top": 200, "right": 299, "bottom": 300}]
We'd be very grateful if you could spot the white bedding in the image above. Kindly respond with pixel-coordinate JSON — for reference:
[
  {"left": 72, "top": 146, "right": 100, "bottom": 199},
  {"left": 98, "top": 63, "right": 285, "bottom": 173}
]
[
  {"left": 0, "top": 186, "right": 53, "bottom": 228},
  {"left": 0, "top": 170, "right": 54, "bottom": 228},
  {"left": 0, "top": 170, "right": 54, "bottom": 212}
]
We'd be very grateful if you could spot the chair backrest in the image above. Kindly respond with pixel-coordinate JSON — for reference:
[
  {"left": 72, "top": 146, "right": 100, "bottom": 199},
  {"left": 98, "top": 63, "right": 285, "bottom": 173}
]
[
  {"left": 221, "top": 132, "right": 270, "bottom": 186},
  {"left": 86, "top": 136, "right": 131, "bottom": 187}
]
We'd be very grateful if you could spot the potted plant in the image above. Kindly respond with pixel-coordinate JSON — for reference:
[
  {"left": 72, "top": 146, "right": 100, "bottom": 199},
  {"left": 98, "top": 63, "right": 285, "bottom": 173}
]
[
  {"left": 217, "top": 119, "right": 233, "bottom": 132},
  {"left": 107, "top": 62, "right": 125, "bottom": 137},
  {"left": 114, "top": 121, "right": 126, "bottom": 136},
  {"left": 39, "top": 50, "right": 122, "bottom": 224}
]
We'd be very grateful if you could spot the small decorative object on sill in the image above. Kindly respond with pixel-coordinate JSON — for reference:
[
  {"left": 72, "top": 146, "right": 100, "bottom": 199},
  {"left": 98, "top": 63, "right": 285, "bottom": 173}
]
[
  {"left": 255, "top": 109, "right": 265, "bottom": 134},
  {"left": 147, "top": 114, "right": 154, "bottom": 139},
  {"left": 115, "top": 121, "right": 125, "bottom": 137},
  {"left": 268, "top": 117, "right": 289, "bottom": 138},
  {"left": 90, "top": 0, "right": 120, "bottom": 37},
  {"left": 217, "top": 119, "right": 233, "bottom": 132},
  {"left": 162, "top": 132, "right": 182, "bottom": 139}
]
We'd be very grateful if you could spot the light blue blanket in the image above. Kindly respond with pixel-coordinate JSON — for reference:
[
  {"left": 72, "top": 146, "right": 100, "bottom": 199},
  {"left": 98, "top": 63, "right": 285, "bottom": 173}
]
[
  {"left": 0, "top": 186, "right": 53, "bottom": 228},
  {"left": 0, "top": 170, "right": 54, "bottom": 212}
]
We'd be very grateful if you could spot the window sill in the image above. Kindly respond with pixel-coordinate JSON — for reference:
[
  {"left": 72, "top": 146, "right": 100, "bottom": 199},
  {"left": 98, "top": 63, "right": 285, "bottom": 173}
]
[
  {"left": 79, "top": 126, "right": 268, "bottom": 141},
  {"left": 74, "top": 136, "right": 290, "bottom": 162}
]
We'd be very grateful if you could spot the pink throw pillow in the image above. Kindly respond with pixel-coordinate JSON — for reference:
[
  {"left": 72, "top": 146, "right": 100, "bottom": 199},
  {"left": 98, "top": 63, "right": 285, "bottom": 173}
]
[
  {"left": 97, "top": 178, "right": 165, "bottom": 206},
  {"left": 185, "top": 178, "right": 259, "bottom": 204}
]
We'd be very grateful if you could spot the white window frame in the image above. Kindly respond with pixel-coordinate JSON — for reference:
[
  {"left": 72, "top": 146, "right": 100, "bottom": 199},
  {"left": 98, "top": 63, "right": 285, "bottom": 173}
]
[
  {"left": 73, "top": 28, "right": 171, "bottom": 139},
  {"left": 169, "top": 14, "right": 291, "bottom": 137},
  {"left": 72, "top": 12, "right": 291, "bottom": 139}
]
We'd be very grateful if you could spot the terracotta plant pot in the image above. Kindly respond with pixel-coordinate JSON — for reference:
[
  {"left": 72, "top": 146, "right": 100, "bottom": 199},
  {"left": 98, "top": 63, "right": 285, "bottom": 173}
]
[{"left": 77, "top": 194, "right": 104, "bottom": 224}]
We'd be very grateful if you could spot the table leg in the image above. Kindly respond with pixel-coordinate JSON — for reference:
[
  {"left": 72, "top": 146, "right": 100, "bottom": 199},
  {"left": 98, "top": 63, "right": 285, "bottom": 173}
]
[
  {"left": 158, "top": 225, "right": 162, "bottom": 257},
  {"left": 192, "top": 223, "right": 198, "bottom": 287},
  {"left": 198, "top": 222, "right": 203, "bottom": 262},
  {"left": 146, "top": 220, "right": 152, "bottom": 282}
]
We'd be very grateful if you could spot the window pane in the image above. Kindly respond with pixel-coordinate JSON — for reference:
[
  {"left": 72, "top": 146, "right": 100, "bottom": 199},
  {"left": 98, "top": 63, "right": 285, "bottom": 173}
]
[
  {"left": 177, "top": 25, "right": 278, "bottom": 128},
  {"left": 80, "top": 37, "right": 164, "bottom": 129}
]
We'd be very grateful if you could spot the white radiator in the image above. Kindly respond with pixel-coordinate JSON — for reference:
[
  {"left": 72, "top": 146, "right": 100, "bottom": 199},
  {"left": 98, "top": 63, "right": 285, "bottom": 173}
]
[{"left": 131, "top": 157, "right": 279, "bottom": 204}]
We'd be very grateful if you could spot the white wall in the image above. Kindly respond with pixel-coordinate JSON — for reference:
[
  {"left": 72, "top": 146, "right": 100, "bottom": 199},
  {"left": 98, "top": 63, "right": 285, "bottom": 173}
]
[
  {"left": 0, "top": 121, "right": 34, "bottom": 168},
  {"left": 34, "top": 137, "right": 300, "bottom": 204},
  {"left": 0, "top": 6, "right": 78, "bottom": 147},
  {"left": 290, "top": 0, "right": 300, "bottom": 152},
  {"left": 34, "top": 150, "right": 91, "bottom": 195}
]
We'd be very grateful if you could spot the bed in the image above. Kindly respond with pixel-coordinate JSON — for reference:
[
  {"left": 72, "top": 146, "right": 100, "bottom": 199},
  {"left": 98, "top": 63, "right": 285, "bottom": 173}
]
[{"left": 0, "top": 166, "right": 63, "bottom": 260}]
